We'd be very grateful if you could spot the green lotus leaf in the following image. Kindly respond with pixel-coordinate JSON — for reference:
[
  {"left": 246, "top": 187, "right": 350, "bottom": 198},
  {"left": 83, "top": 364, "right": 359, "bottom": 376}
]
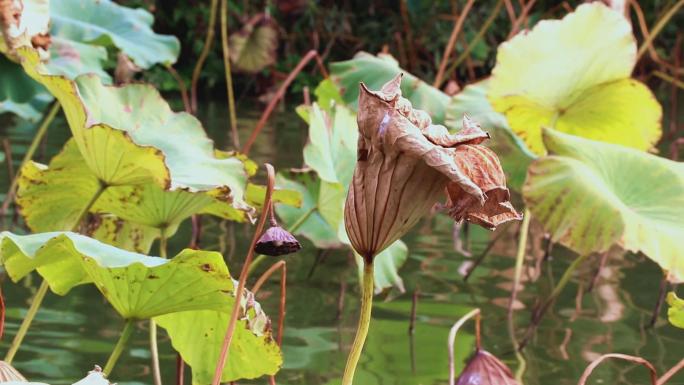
[
  {"left": 244, "top": 183, "right": 303, "bottom": 209},
  {"left": 46, "top": 37, "right": 110, "bottom": 82},
  {"left": 356, "top": 240, "right": 408, "bottom": 294},
  {"left": 666, "top": 292, "right": 684, "bottom": 329},
  {"left": 523, "top": 129, "right": 684, "bottom": 281},
  {"left": 16, "top": 139, "right": 266, "bottom": 253},
  {"left": 0, "top": 55, "right": 51, "bottom": 120},
  {"left": 229, "top": 13, "right": 278, "bottom": 73},
  {"left": 276, "top": 171, "right": 342, "bottom": 249},
  {"left": 330, "top": 52, "right": 450, "bottom": 123},
  {"left": 0, "top": 231, "right": 282, "bottom": 382},
  {"left": 314, "top": 78, "right": 344, "bottom": 111},
  {"left": 445, "top": 79, "right": 535, "bottom": 191},
  {"left": 50, "top": 0, "right": 180, "bottom": 68},
  {"left": 156, "top": 309, "right": 282, "bottom": 384},
  {"left": 17, "top": 47, "right": 253, "bottom": 214},
  {"left": 303, "top": 103, "right": 357, "bottom": 186},
  {"left": 488, "top": 2, "right": 662, "bottom": 155}
]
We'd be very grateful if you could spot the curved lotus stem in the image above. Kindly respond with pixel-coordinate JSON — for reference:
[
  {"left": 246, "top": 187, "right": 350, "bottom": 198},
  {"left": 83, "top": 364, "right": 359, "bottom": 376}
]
[
  {"left": 577, "top": 354, "right": 657, "bottom": 385},
  {"left": 448, "top": 308, "right": 481, "bottom": 385}
]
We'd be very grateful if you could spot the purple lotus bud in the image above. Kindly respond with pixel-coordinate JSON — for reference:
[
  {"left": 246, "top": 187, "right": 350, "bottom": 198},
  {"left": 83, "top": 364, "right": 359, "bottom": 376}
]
[
  {"left": 254, "top": 226, "right": 301, "bottom": 256},
  {"left": 456, "top": 350, "right": 520, "bottom": 385}
]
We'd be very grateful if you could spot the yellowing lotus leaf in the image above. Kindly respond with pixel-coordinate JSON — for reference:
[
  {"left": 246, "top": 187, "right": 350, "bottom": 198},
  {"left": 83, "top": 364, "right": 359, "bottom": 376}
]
[
  {"left": 488, "top": 2, "right": 661, "bottom": 154},
  {"left": 229, "top": 13, "right": 278, "bottom": 73},
  {"left": 667, "top": 292, "right": 684, "bottom": 329},
  {"left": 17, "top": 47, "right": 253, "bottom": 216},
  {"left": 523, "top": 129, "right": 684, "bottom": 281},
  {"left": 0, "top": 231, "right": 282, "bottom": 381}
]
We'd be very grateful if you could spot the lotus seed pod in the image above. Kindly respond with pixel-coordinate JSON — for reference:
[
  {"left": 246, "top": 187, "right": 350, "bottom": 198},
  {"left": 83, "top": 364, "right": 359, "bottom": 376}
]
[{"left": 254, "top": 225, "right": 302, "bottom": 256}]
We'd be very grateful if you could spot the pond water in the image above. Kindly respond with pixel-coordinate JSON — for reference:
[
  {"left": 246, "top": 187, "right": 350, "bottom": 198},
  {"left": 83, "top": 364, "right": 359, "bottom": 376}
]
[{"left": 0, "top": 100, "right": 682, "bottom": 385}]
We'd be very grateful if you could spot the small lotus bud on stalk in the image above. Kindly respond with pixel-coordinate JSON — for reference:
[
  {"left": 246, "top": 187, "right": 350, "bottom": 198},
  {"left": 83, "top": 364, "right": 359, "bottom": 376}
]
[
  {"left": 254, "top": 201, "right": 301, "bottom": 256},
  {"left": 341, "top": 74, "right": 521, "bottom": 385}
]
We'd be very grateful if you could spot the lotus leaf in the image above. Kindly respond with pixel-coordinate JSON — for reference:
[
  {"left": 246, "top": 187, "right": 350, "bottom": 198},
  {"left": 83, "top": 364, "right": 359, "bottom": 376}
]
[
  {"left": 445, "top": 80, "right": 535, "bottom": 191},
  {"left": 50, "top": 0, "right": 180, "bottom": 68},
  {"left": 523, "top": 129, "right": 684, "bottom": 282},
  {"left": 17, "top": 47, "right": 254, "bottom": 217},
  {"left": 0, "top": 231, "right": 282, "bottom": 381},
  {"left": 0, "top": 54, "right": 51, "bottom": 120},
  {"left": 229, "top": 13, "right": 278, "bottom": 73},
  {"left": 330, "top": 52, "right": 450, "bottom": 123},
  {"left": 666, "top": 292, "right": 684, "bottom": 329},
  {"left": 355, "top": 240, "right": 408, "bottom": 294},
  {"left": 17, "top": 139, "right": 298, "bottom": 252},
  {"left": 488, "top": 2, "right": 662, "bottom": 155}
]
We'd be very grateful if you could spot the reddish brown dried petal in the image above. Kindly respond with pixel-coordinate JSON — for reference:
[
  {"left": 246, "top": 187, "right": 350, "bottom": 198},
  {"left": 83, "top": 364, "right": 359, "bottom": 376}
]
[
  {"left": 446, "top": 145, "right": 522, "bottom": 230},
  {"left": 456, "top": 350, "right": 520, "bottom": 385},
  {"left": 254, "top": 226, "right": 301, "bottom": 256}
]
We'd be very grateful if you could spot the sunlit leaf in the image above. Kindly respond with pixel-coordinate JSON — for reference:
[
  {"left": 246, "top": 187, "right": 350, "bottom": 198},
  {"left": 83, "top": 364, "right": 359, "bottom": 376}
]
[
  {"left": 523, "top": 129, "right": 684, "bottom": 281},
  {"left": 18, "top": 47, "right": 254, "bottom": 216},
  {"left": 156, "top": 309, "right": 282, "bottom": 383},
  {"left": 50, "top": 0, "right": 180, "bottom": 68},
  {"left": 0, "top": 231, "right": 281, "bottom": 382},
  {"left": 331, "top": 52, "right": 450, "bottom": 123},
  {"left": 666, "top": 292, "right": 684, "bottom": 329},
  {"left": 488, "top": 3, "right": 661, "bottom": 155},
  {"left": 445, "top": 80, "right": 535, "bottom": 191},
  {"left": 85, "top": 215, "right": 159, "bottom": 254},
  {"left": 229, "top": 13, "right": 278, "bottom": 73}
]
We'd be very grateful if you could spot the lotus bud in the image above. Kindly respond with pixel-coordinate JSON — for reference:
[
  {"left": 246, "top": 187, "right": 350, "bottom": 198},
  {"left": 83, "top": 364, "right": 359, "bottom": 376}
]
[
  {"left": 344, "top": 74, "right": 521, "bottom": 262},
  {"left": 456, "top": 349, "right": 520, "bottom": 385},
  {"left": 0, "top": 360, "right": 27, "bottom": 382}
]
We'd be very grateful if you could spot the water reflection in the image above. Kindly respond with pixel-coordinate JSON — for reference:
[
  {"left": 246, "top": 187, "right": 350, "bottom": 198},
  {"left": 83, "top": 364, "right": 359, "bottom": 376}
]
[{"left": 0, "top": 101, "right": 682, "bottom": 385}]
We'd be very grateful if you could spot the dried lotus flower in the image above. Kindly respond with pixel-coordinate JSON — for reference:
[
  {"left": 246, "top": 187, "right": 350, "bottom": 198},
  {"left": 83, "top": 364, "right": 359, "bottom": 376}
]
[
  {"left": 456, "top": 350, "right": 520, "bottom": 385},
  {"left": 0, "top": 360, "right": 26, "bottom": 382},
  {"left": 344, "top": 73, "right": 521, "bottom": 262},
  {"left": 341, "top": 74, "right": 521, "bottom": 385}
]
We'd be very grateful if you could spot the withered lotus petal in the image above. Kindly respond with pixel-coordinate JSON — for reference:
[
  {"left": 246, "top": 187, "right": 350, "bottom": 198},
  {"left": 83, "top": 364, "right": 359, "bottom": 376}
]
[
  {"left": 254, "top": 226, "right": 302, "bottom": 256},
  {"left": 446, "top": 145, "right": 523, "bottom": 230},
  {"left": 0, "top": 360, "right": 27, "bottom": 382},
  {"left": 456, "top": 350, "right": 520, "bottom": 385}
]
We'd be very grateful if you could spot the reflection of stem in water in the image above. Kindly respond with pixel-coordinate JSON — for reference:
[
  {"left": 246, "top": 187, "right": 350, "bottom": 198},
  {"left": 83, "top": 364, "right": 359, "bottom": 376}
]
[
  {"left": 447, "top": 308, "right": 481, "bottom": 385},
  {"left": 408, "top": 288, "right": 419, "bottom": 335},
  {"left": 577, "top": 353, "right": 658, "bottom": 385},
  {"left": 463, "top": 230, "right": 506, "bottom": 282},
  {"left": 341, "top": 262, "right": 374, "bottom": 385},
  {"left": 103, "top": 319, "right": 136, "bottom": 375},
  {"left": 648, "top": 274, "right": 669, "bottom": 328},
  {"left": 409, "top": 331, "right": 417, "bottom": 375},
  {"left": 4, "top": 182, "right": 106, "bottom": 362},
  {"left": 587, "top": 251, "right": 609, "bottom": 293},
  {"left": 1, "top": 101, "right": 61, "bottom": 216}
]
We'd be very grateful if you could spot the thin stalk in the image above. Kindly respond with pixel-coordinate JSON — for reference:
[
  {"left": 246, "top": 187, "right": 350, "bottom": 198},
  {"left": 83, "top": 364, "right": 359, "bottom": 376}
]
[
  {"left": 103, "top": 319, "right": 136, "bottom": 376},
  {"left": 508, "top": 0, "right": 536, "bottom": 38},
  {"left": 433, "top": 0, "right": 476, "bottom": 88},
  {"left": 636, "top": 0, "right": 684, "bottom": 60},
  {"left": 658, "top": 358, "right": 684, "bottom": 385},
  {"left": 4, "top": 280, "right": 49, "bottom": 364},
  {"left": 577, "top": 354, "right": 657, "bottom": 385},
  {"left": 176, "top": 353, "right": 185, "bottom": 385},
  {"left": 648, "top": 274, "right": 669, "bottom": 328},
  {"left": 150, "top": 229, "right": 168, "bottom": 385},
  {"left": 507, "top": 210, "right": 531, "bottom": 344},
  {"left": 248, "top": 205, "right": 315, "bottom": 275},
  {"left": 165, "top": 65, "right": 191, "bottom": 114},
  {"left": 4, "top": 181, "right": 105, "bottom": 362},
  {"left": 219, "top": 0, "right": 240, "bottom": 148},
  {"left": 448, "top": 308, "right": 481, "bottom": 385},
  {"left": 190, "top": 0, "right": 220, "bottom": 113},
  {"left": 443, "top": 0, "right": 503, "bottom": 84},
  {"left": 1, "top": 102, "right": 61, "bottom": 215},
  {"left": 241, "top": 50, "right": 328, "bottom": 155},
  {"left": 211, "top": 164, "right": 276, "bottom": 385},
  {"left": 341, "top": 261, "right": 374, "bottom": 385}
]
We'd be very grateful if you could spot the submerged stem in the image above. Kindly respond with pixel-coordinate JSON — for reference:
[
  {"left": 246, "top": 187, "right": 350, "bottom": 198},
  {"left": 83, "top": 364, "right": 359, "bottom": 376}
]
[
  {"left": 341, "top": 261, "right": 375, "bottom": 385},
  {"left": 4, "top": 280, "right": 49, "bottom": 364},
  {"left": 104, "top": 319, "right": 136, "bottom": 376}
]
